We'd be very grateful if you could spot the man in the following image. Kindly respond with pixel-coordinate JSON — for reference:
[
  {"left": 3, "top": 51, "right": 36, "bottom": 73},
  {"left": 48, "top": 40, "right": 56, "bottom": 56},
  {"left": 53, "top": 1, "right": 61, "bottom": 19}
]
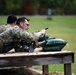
[
  {"left": 0, "top": 17, "right": 46, "bottom": 53},
  {"left": 16, "top": 17, "right": 42, "bottom": 52},
  {"left": 0, "top": 14, "right": 17, "bottom": 33},
  {"left": 0, "top": 14, "right": 17, "bottom": 52}
]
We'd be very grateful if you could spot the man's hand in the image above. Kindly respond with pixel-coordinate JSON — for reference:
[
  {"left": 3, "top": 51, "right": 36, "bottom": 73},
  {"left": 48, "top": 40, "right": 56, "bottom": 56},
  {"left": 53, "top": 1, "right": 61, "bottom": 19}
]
[
  {"left": 37, "top": 29, "right": 46, "bottom": 36},
  {"left": 33, "top": 40, "right": 38, "bottom": 48}
]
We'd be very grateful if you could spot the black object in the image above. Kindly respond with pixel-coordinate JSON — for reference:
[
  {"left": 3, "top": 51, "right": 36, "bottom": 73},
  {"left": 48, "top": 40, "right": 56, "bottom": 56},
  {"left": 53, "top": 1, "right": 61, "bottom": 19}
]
[
  {"left": 38, "top": 34, "right": 67, "bottom": 51},
  {"left": 2, "top": 27, "right": 67, "bottom": 53}
]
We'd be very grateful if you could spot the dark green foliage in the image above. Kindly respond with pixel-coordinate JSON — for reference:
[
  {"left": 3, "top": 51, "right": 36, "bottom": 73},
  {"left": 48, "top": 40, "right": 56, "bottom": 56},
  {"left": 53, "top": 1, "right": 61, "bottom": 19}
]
[{"left": 0, "top": 0, "right": 76, "bottom": 15}]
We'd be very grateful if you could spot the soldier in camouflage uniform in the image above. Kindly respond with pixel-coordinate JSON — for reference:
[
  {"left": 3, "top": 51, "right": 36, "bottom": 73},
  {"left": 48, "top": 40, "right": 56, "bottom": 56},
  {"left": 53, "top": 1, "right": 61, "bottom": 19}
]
[
  {"left": 0, "top": 17, "right": 46, "bottom": 53},
  {"left": 0, "top": 14, "right": 17, "bottom": 53},
  {"left": 0, "top": 14, "right": 17, "bottom": 33}
]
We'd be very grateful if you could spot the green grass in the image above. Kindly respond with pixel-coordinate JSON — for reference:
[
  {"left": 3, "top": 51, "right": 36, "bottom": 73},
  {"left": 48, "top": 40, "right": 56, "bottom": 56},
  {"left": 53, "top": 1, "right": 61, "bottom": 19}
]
[{"left": 0, "top": 15, "right": 76, "bottom": 74}]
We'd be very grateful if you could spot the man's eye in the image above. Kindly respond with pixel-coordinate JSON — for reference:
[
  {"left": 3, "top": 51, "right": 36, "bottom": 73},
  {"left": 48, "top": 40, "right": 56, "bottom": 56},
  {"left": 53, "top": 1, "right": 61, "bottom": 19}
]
[{"left": 26, "top": 24, "right": 29, "bottom": 26}]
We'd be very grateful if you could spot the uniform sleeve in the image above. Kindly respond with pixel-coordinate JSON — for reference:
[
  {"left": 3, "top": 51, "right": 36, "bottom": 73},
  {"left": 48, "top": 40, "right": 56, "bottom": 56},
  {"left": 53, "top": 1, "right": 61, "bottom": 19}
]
[
  {"left": 0, "top": 25, "right": 6, "bottom": 33},
  {"left": 11, "top": 26, "right": 39, "bottom": 42},
  {"left": 0, "top": 26, "right": 39, "bottom": 44}
]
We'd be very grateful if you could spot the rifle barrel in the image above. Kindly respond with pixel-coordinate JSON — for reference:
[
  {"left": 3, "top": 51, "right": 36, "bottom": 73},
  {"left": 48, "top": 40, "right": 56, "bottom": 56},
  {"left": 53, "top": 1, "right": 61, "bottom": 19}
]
[{"left": 45, "top": 27, "right": 48, "bottom": 30}]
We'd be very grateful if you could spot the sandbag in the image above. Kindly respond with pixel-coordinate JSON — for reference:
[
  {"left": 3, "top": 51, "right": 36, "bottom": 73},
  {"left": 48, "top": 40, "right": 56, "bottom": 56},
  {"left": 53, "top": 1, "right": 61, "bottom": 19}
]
[
  {"left": 43, "top": 38, "right": 67, "bottom": 51},
  {"left": 46, "top": 38, "right": 67, "bottom": 46}
]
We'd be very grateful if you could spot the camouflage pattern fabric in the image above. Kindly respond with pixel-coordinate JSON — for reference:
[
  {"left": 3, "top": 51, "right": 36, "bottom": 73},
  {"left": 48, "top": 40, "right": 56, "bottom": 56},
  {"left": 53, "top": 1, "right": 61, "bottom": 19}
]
[
  {"left": 0, "top": 25, "right": 39, "bottom": 52},
  {"left": 0, "top": 24, "right": 14, "bottom": 52},
  {"left": 0, "top": 24, "right": 12, "bottom": 33}
]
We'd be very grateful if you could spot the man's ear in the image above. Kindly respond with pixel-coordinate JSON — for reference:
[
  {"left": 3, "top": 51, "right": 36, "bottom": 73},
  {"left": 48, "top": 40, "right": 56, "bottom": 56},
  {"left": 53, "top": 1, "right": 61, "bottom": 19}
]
[
  {"left": 20, "top": 22, "right": 23, "bottom": 26},
  {"left": 14, "top": 22, "right": 16, "bottom": 25}
]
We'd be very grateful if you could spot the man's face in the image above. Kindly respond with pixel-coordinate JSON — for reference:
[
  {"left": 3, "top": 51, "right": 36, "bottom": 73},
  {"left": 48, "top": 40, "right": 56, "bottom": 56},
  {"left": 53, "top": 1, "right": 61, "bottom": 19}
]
[
  {"left": 20, "top": 19, "right": 29, "bottom": 31},
  {"left": 23, "top": 19, "right": 29, "bottom": 31}
]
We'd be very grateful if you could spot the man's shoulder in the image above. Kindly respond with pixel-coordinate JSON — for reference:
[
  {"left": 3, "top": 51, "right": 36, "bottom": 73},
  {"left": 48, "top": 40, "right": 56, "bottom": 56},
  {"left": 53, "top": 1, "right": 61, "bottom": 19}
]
[
  {"left": 14, "top": 25, "right": 19, "bottom": 27},
  {"left": 12, "top": 25, "right": 20, "bottom": 29},
  {"left": 0, "top": 24, "right": 8, "bottom": 33},
  {"left": 0, "top": 24, "right": 8, "bottom": 30},
  {"left": 0, "top": 24, "right": 11, "bottom": 28},
  {"left": 0, "top": 24, "right": 6, "bottom": 27},
  {"left": 10, "top": 25, "right": 21, "bottom": 31}
]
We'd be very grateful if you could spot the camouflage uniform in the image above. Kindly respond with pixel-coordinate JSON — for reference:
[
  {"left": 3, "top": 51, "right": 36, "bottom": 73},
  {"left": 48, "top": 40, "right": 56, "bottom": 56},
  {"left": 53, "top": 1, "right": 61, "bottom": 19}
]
[
  {"left": 0, "top": 24, "right": 13, "bottom": 33},
  {"left": 0, "top": 24, "right": 14, "bottom": 52},
  {"left": 0, "top": 25, "right": 39, "bottom": 52}
]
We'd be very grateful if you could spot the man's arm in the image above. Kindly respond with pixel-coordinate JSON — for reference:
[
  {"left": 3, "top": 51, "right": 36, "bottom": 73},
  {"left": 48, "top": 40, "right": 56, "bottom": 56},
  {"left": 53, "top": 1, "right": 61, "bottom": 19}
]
[
  {"left": 12, "top": 26, "right": 46, "bottom": 42},
  {"left": 0, "top": 26, "right": 46, "bottom": 44}
]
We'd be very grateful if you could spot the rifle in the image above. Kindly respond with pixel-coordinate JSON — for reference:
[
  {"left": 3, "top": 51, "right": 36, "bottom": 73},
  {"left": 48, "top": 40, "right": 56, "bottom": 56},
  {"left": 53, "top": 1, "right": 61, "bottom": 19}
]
[
  {"left": 2, "top": 27, "right": 67, "bottom": 53},
  {"left": 15, "top": 28, "right": 49, "bottom": 52},
  {"left": 36, "top": 27, "right": 67, "bottom": 51}
]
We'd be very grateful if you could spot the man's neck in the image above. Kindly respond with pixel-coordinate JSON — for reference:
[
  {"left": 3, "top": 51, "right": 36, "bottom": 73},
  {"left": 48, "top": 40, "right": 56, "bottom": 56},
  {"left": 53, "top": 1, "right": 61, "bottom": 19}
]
[{"left": 10, "top": 24, "right": 15, "bottom": 27}]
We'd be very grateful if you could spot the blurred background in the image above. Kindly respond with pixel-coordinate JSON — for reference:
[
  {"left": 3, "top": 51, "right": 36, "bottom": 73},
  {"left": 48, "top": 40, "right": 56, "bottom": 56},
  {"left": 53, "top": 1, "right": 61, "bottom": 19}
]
[{"left": 0, "top": 0, "right": 76, "bottom": 15}]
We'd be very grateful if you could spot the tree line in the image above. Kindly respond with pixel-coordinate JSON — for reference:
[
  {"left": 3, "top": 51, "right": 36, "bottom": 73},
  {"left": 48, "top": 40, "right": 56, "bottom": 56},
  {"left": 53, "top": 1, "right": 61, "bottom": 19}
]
[{"left": 0, "top": 0, "right": 76, "bottom": 15}]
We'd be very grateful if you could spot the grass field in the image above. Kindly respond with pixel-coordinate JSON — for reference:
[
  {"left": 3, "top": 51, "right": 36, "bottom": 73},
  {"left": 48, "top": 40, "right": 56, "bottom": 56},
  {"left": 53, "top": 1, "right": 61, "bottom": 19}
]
[{"left": 0, "top": 15, "right": 76, "bottom": 75}]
